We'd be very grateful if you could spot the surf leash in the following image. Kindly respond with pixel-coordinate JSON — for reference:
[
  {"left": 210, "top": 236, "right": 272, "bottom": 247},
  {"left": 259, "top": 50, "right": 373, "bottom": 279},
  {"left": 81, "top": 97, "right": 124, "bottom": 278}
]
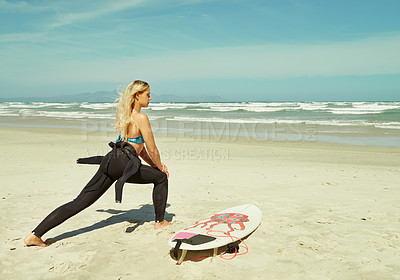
[{"left": 206, "top": 230, "right": 249, "bottom": 260}]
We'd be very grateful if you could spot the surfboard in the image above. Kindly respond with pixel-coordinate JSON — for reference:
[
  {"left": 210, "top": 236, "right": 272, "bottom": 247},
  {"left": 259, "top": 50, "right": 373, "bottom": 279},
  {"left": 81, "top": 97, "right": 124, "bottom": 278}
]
[{"left": 168, "top": 204, "right": 262, "bottom": 264}]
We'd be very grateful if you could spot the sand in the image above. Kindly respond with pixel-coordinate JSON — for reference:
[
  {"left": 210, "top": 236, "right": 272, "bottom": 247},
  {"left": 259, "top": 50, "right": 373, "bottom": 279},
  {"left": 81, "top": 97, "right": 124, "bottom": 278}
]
[{"left": 1, "top": 126, "right": 399, "bottom": 280}]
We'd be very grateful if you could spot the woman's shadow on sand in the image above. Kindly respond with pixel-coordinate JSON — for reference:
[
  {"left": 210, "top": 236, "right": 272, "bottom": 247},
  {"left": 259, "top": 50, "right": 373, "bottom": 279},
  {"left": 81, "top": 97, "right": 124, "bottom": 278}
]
[{"left": 45, "top": 203, "right": 174, "bottom": 244}]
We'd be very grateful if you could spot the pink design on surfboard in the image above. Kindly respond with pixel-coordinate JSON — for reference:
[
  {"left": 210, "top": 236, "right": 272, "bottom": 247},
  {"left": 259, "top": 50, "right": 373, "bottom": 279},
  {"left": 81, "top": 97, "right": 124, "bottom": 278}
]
[{"left": 184, "top": 213, "right": 249, "bottom": 233}]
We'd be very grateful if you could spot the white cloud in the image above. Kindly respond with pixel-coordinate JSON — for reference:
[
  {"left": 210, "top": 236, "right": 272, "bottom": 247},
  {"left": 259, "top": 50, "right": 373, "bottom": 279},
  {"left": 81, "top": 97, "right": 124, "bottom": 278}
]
[
  {"left": 0, "top": 0, "right": 144, "bottom": 28},
  {"left": 0, "top": 0, "right": 217, "bottom": 43},
  {"left": 0, "top": 32, "right": 45, "bottom": 43},
  {"left": 48, "top": 0, "right": 144, "bottom": 29},
  {"left": 0, "top": 1, "right": 145, "bottom": 44},
  {"left": 0, "top": 0, "right": 50, "bottom": 13}
]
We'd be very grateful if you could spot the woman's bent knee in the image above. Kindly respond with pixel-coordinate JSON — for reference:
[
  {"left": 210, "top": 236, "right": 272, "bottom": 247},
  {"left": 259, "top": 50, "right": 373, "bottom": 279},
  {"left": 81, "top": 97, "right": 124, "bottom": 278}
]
[{"left": 156, "top": 172, "right": 168, "bottom": 185}]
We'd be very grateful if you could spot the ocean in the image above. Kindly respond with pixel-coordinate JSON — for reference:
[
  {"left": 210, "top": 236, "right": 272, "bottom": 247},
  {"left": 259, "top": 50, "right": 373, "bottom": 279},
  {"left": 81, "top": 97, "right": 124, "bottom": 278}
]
[{"left": 1, "top": 101, "right": 399, "bottom": 147}]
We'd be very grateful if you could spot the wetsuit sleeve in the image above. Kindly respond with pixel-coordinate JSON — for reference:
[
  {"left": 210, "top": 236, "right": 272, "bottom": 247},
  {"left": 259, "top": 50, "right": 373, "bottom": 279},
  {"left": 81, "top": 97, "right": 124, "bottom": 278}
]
[{"left": 76, "top": 156, "right": 104, "bottom": 165}]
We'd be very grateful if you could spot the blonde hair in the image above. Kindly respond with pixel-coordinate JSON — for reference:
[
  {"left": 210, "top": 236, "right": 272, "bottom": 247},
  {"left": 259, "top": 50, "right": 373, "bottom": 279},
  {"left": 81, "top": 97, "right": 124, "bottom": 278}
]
[{"left": 115, "top": 80, "right": 149, "bottom": 138}]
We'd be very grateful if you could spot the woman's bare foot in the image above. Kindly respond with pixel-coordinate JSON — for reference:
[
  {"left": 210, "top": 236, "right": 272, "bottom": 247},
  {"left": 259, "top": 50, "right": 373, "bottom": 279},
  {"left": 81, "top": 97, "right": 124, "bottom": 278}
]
[
  {"left": 154, "top": 220, "right": 171, "bottom": 229},
  {"left": 24, "top": 233, "right": 48, "bottom": 247}
]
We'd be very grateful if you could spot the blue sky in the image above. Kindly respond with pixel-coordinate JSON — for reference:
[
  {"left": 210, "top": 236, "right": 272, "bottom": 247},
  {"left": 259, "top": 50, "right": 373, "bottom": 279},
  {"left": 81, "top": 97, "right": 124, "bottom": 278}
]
[{"left": 1, "top": 0, "right": 399, "bottom": 101}]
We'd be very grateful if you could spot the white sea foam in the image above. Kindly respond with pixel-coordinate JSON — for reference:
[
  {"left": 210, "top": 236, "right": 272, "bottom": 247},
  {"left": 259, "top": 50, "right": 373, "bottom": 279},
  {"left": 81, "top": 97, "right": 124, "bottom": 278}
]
[
  {"left": 249, "top": 102, "right": 298, "bottom": 107},
  {"left": 148, "top": 116, "right": 165, "bottom": 121},
  {"left": 374, "top": 122, "right": 400, "bottom": 130},
  {"left": 189, "top": 106, "right": 286, "bottom": 112},
  {"left": 80, "top": 103, "right": 116, "bottom": 110},
  {"left": 1, "top": 107, "right": 162, "bottom": 121},
  {"left": 200, "top": 107, "right": 244, "bottom": 112},
  {"left": 328, "top": 109, "right": 381, "bottom": 115},
  {"left": 150, "top": 106, "right": 187, "bottom": 111},
  {"left": 164, "top": 116, "right": 400, "bottom": 129},
  {"left": 299, "top": 103, "right": 328, "bottom": 111},
  {"left": 32, "top": 102, "right": 74, "bottom": 107},
  {"left": 17, "top": 109, "right": 113, "bottom": 119},
  {"left": 353, "top": 102, "right": 400, "bottom": 109},
  {"left": 8, "top": 103, "right": 49, "bottom": 109},
  {"left": 197, "top": 102, "right": 247, "bottom": 107},
  {"left": 0, "top": 109, "right": 19, "bottom": 116},
  {"left": 245, "top": 107, "right": 290, "bottom": 112},
  {"left": 18, "top": 109, "right": 36, "bottom": 117},
  {"left": 4, "top": 102, "right": 78, "bottom": 109},
  {"left": 166, "top": 116, "right": 281, "bottom": 124},
  {"left": 149, "top": 103, "right": 195, "bottom": 110},
  {"left": 187, "top": 102, "right": 300, "bottom": 112},
  {"left": 328, "top": 106, "right": 398, "bottom": 114},
  {"left": 151, "top": 101, "right": 400, "bottom": 114},
  {"left": 1, "top": 102, "right": 399, "bottom": 131}
]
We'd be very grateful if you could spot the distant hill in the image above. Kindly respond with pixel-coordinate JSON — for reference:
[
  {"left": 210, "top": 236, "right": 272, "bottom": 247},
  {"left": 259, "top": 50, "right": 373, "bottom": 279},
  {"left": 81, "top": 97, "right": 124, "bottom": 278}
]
[{"left": 0, "top": 91, "right": 228, "bottom": 103}]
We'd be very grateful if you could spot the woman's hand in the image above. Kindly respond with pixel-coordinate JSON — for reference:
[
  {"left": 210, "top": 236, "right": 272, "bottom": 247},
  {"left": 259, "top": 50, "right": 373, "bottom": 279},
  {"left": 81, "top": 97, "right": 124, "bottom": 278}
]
[{"left": 161, "top": 163, "right": 169, "bottom": 179}]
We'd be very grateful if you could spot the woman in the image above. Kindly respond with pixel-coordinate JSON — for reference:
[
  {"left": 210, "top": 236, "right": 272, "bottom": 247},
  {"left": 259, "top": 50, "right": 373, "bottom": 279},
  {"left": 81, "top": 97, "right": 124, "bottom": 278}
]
[{"left": 24, "top": 80, "right": 171, "bottom": 247}]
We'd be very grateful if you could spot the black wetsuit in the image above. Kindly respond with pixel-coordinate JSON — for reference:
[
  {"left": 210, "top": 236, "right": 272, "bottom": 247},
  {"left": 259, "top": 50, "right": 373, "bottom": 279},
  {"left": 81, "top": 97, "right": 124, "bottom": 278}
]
[{"left": 32, "top": 141, "right": 168, "bottom": 238}]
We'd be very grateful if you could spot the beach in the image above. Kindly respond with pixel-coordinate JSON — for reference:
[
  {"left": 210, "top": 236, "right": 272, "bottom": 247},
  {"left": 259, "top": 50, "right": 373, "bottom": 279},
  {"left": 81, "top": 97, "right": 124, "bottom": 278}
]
[
  {"left": 3, "top": 0, "right": 400, "bottom": 277},
  {"left": 1, "top": 125, "right": 399, "bottom": 280}
]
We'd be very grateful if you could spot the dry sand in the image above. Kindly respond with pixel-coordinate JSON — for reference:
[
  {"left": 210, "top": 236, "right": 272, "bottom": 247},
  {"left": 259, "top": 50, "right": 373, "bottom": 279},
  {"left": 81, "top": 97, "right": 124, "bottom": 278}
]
[{"left": 1, "top": 126, "right": 399, "bottom": 279}]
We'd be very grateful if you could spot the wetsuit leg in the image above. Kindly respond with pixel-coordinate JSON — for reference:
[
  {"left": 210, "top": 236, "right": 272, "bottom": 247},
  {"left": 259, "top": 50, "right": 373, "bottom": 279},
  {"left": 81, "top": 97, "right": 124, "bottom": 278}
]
[
  {"left": 125, "top": 165, "right": 168, "bottom": 223},
  {"left": 32, "top": 169, "right": 115, "bottom": 237}
]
